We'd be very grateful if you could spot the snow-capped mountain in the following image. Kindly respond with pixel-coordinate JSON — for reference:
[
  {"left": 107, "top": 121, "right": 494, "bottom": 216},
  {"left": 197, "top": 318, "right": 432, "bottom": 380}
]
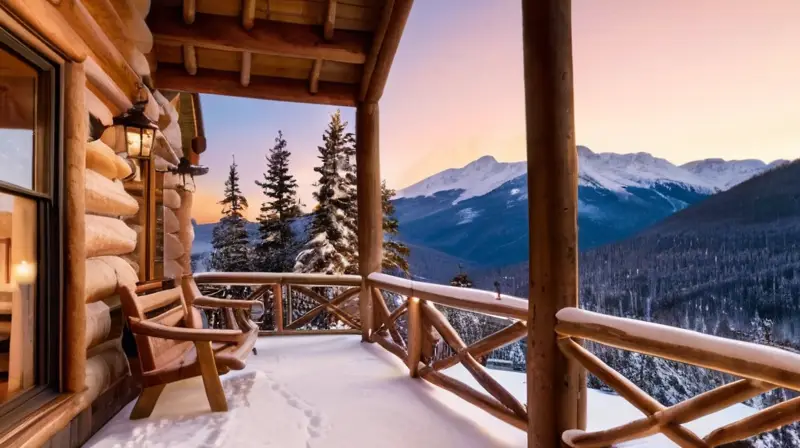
[
  {"left": 393, "top": 148, "right": 790, "bottom": 268},
  {"left": 397, "top": 147, "right": 785, "bottom": 204},
  {"left": 681, "top": 158, "right": 789, "bottom": 190},
  {"left": 396, "top": 155, "right": 527, "bottom": 203}
]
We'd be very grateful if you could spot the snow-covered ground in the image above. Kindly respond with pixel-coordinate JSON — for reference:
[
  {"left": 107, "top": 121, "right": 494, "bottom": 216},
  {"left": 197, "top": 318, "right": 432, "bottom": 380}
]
[{"left": 86, "top": 335, "right": 757, "bottom": 447}]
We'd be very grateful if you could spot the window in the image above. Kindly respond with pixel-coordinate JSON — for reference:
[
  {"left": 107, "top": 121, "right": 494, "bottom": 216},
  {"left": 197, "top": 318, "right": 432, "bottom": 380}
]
[
  {"left": 0, "top": 28, "right": 61, "bottom": 418},
  {"left": 124, "top": 161, "right": 164, "bottom": 280}
]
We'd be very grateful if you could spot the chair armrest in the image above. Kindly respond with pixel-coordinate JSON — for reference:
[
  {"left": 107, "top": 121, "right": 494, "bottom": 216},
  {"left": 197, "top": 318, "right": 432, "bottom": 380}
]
[
  {"left": 193, "top": 296, "right": 265, "bottom": 320},
  {"left": 128, "top": 318, "right": 245, "bottom": 343}
]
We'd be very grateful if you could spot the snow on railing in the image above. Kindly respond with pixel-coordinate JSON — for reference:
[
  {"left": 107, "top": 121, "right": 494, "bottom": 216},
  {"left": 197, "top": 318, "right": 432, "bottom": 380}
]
[
  {"left": 556, "top": 307, "right": 800, "bottom": 447},
  {"left": 368, "top": 273, "right": 528, "bottom": 320},
  {"left": 368, "top": 273, "right": 529, "bottom": 431},
  {"left": 193, "top": 272, "right": 362, "bottom": 335}
]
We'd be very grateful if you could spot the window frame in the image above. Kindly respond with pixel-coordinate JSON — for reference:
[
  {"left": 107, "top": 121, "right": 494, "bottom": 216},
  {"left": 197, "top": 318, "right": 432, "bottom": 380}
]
[{"left": 0, "top": 26, "right": 64, "bottom": 430}]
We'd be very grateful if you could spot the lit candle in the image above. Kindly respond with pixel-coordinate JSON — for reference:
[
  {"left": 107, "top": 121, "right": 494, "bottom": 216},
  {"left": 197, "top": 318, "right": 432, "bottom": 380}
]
[{"left": 13, "top": 261, "right": 36, "bottom": 285}]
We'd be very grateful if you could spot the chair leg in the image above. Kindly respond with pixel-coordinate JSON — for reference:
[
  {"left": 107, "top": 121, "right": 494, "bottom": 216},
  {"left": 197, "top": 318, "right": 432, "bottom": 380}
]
[
  {"left": 130, "top": 384, "right": 166, "bottom": 420},
  {"left": 195, "top": 341, "right": 228, "bottom": 412}
]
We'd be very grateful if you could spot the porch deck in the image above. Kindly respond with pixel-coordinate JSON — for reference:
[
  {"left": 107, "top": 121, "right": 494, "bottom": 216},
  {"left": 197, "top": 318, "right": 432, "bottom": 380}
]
[{"left": 84, "top": 335, "right": 756, "bottom": 448}]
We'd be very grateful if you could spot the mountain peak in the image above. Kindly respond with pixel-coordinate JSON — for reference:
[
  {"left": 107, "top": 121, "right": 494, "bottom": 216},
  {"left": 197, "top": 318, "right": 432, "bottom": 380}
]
[{"left": 465, "top": 155, "right": 498, "bottom": 168}]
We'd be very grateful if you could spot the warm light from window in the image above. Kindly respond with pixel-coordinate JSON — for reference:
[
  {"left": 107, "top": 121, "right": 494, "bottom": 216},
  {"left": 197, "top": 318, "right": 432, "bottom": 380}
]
[{"left": 12, "top": 260, "right": 36, "bottom": 285}]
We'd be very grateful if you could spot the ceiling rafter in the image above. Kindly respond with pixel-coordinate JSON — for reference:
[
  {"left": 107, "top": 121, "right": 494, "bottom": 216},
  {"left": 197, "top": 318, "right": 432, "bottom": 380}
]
[
  {"left": 156, "top": 64, "right": 358, "bottom": 107},
  {"left": 148, "top": 7, "right": 369, "bottom": 64}
]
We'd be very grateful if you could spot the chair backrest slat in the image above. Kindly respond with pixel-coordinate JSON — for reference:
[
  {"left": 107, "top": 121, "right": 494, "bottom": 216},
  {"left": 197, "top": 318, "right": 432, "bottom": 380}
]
[{"left": 118, "top": 283, "right": 191, "bottom": 372}]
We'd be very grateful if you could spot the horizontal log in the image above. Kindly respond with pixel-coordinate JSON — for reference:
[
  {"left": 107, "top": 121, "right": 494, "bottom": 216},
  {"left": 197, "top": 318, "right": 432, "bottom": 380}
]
[
  {"left": 163, "top": 172, "right": 182, "bottom": 191},
  {"left": 164, "top": 258, "right": 184, "bottom": 278},
  {"left": 419, "top": 368, "right": 528, "bottom": 431},
  {"left": 194, "top": 272, "right": 362, "bottom": 287},
  {"left": 108, "top": 0, "right": 153, "bottom": 53},
  {"left": 556, "top": 308, "right": 800, "bottom": 392},
  {"left": 84, "top": 57, "right": 133, "bottom": 116},
  {"left": 86, "top": 301, "right": 112, "bottom": 349},
  {"left": 164, "top": 232, "right": 184, "bottom": 260},
  {"left": 115, "top": 155, "right": 133, "bottom": 180},
  {"left": 369, "top": 273, "right": 528, "bottom": 320},
  {"left": 163, "top": 188, "right": 181, "bottom": 209},
  {"left": 148, "top": 7, "right": 368, "bottom": 64},
  {"left": 85, "top": 215, "right": 137, "bottom": 258},
  {"left": 86, "top": 139, "right": 119, "bottom": 180},
  {"left": 154, "top": 132, "right": 180, "bottom": 165},
  {"left": 154, "top": 65, "right": 358, "bottom": 107},
  {"left": 85, "top": 256, "right": 139, "bottom": 303},
  {"left": 3, "top": 0, "right": 87, "bottom": 62},
  {"left": 85, "top": 169, "right": 139, "bottom": 217},
  {"left": 85, "top": 341, "right": 129, "bottom": 402},
  {"left": 373, "top": 331, "right": 408, "bottom": 363},
  {"left": 86, "top": 88, "right": 113, "bottom": 126},
  {"left": 258, "top": 329, "right": 361, "bottom": 337},
  {"left": 163, "top": 208, "right": 179, "bottom": 234}
]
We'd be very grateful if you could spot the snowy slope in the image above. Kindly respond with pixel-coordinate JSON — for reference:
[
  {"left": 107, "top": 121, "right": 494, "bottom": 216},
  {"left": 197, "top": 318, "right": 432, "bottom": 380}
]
[
  {"left": 397, "top": 147, "right": 787, "bottom": 203},
  {"left": 681, "top": 158, "right": 789, "bottom": 190}
]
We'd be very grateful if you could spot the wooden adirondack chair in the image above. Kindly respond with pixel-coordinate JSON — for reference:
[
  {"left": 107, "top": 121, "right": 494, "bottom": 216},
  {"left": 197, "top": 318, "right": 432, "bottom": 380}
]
[{"left": 118, "top": 279, "right": 262, "bottom": 419}]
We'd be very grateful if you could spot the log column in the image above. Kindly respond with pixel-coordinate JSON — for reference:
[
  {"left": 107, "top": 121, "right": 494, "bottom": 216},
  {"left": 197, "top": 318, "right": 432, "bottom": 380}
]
[
  {"left": 65, "top": 62, "right": 87, "bottom": 393},
  {"left": 356, "top": 102, "right": 381, "bottom": 342},
  {"left": 522, "top": 0, "right": 585, "bottom": 445}
]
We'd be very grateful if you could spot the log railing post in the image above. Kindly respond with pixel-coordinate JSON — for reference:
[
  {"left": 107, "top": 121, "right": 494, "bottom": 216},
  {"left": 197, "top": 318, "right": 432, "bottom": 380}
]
[
  {"left": 406, "top": 297, "right": 422, "bottom": 377},
  {"left": 272, "top": 284, "right": 284, "bottom": 333},
  {"left": 521, "top": 0, "right": 585, "bottom": 445},
  {"left": 356, "top": 101, "right": 382, "bottom": 342}
]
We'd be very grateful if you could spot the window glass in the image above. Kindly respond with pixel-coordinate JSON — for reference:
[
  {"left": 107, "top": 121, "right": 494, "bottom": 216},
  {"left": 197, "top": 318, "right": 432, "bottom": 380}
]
[
  {"left": 0, "top": 46, "right": 36, "bottom": 190},
  {"left": 0, "top": 191, "right": 37, "bottom": 403}
]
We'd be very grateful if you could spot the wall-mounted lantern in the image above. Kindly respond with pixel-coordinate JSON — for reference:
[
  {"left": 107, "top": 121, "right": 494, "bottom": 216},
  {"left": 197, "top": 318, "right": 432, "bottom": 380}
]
[{"left": 113, "top": 100, "right": 157, "bottom": 159}]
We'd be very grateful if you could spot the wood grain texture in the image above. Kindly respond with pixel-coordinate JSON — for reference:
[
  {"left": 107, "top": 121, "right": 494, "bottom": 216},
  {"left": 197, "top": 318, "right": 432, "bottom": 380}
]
[
  {"left": 149, "top": 6, "right": 368, "bottom": 64},
  {"left": 362, "top": 0, "right": 412, "bottom": 102},
  {"left": 154, "top": 64, "right": 358, "bottom": 106},
  {"left": 65, "top": 62, "right": 87, "bottom": 394},
  {"left": 521, "top": 0, "right": 584, "bottom": 444}
]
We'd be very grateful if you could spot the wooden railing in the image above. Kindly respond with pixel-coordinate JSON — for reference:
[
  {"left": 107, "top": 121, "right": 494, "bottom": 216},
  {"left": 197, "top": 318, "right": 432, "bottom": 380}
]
[
  {"left": 556, "top": 308, "right": 800, "bottom": 447},
  {"left": 193, "top": 272, "right": 800, "bottom": 446},
  {"left": 193, "top": 273, "right": 362, "bottom": 336},
  {"left": 367, "top": 273, "right": 530, "bottom": 431}
]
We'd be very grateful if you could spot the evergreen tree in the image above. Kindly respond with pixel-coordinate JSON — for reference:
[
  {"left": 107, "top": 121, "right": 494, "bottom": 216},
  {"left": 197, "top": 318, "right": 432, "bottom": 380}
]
[
  {"left": 450, "top": 265, "right": 474, "bottom": 288},
  {"left": 253, "top": 131, "right": 302, "bottom": 272},
  {"left": 381, "top": 181, "right": 410, "bottom": 275},
  {"left": 295, "top": 110, "right": 357, "bottom": 274},
  {"left": 209, "top": 157, "right": 250, "bottom": 273}
]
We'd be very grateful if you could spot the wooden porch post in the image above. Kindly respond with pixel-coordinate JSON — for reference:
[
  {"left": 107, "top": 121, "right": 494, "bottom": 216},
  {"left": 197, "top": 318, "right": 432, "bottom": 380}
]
[
  {"left": 521, "top": 0, "right": 586, "bottom": 446},
  {"left": 356, "top": 101, "right": 381, "bottom": 342}
]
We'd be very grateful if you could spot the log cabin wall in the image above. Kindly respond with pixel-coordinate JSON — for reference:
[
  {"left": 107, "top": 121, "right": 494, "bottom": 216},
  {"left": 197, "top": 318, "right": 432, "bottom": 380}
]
[{"left": 0, "top": 1, "right": 164, "bottom": 446}]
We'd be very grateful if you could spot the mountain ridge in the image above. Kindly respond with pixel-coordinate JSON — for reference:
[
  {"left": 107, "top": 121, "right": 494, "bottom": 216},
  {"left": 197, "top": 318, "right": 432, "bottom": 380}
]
[{"left": 397, "top": 147, "right": 789, "bottom": 203}]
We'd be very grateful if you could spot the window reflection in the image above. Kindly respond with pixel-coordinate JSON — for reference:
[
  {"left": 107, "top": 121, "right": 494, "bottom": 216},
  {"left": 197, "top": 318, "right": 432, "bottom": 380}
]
[
  {"left": 0, "top": 192, "right": 37, "bottom": 403},
  {"left": 0, "top": 46, "right": 36, "bottom": 190}
]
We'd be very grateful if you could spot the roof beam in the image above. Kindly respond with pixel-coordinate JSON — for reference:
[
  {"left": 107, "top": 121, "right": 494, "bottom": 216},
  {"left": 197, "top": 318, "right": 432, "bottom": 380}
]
[
  {"left": 155, "top": 64, "right": 358, "bottom": 107},
  {"left": 242, "top": 0, "right": 256, "bottom": 30},
  {"left": 241, "top": 51, "right": 251, "bottom": 87},
  {"left": 148, "top": 7, "right": 369, "bottom": 64},
  {"left": 324, "top": 0, "right": 337, "bottom": 40},
  {"left": 183, "top": 0, "right": 195, "bottom": 24},
  {"left": 183, "top": 44, "right": 197, "bottom": 75},
  {"left": 362, "top": 0, "right": 413, "bottom": 102},
  {"left": 310, "top": 59, "right": 322, "bottom": 94}
]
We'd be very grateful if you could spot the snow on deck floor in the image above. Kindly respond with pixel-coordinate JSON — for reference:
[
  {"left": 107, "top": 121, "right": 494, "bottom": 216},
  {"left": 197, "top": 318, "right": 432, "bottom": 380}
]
[{"left": 85, "top": 335, "right": 757, "bottom": 447}]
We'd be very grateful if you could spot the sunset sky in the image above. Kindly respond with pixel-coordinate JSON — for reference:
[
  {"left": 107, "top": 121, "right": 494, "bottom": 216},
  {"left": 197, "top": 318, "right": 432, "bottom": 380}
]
[{"left": 192, "top": 0, "right": 800, "bottom": 224}]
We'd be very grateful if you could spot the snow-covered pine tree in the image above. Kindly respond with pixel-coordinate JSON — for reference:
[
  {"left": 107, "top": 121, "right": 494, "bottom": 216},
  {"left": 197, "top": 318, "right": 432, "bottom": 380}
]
[
  {"left": 450, "top": 266, "right": 474, "bottom": 288},
  {"left": 294, "top": 110, "right": 357, "bottom": 275},
  {"left": 209, "top": 156, "right": 251, "bottom": 273},
  {"left": 381, "top": 181, "right": 410, "bottom": 276},
  {"left": 253, "top": 130, "right": 303, "bottom": 272}
]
